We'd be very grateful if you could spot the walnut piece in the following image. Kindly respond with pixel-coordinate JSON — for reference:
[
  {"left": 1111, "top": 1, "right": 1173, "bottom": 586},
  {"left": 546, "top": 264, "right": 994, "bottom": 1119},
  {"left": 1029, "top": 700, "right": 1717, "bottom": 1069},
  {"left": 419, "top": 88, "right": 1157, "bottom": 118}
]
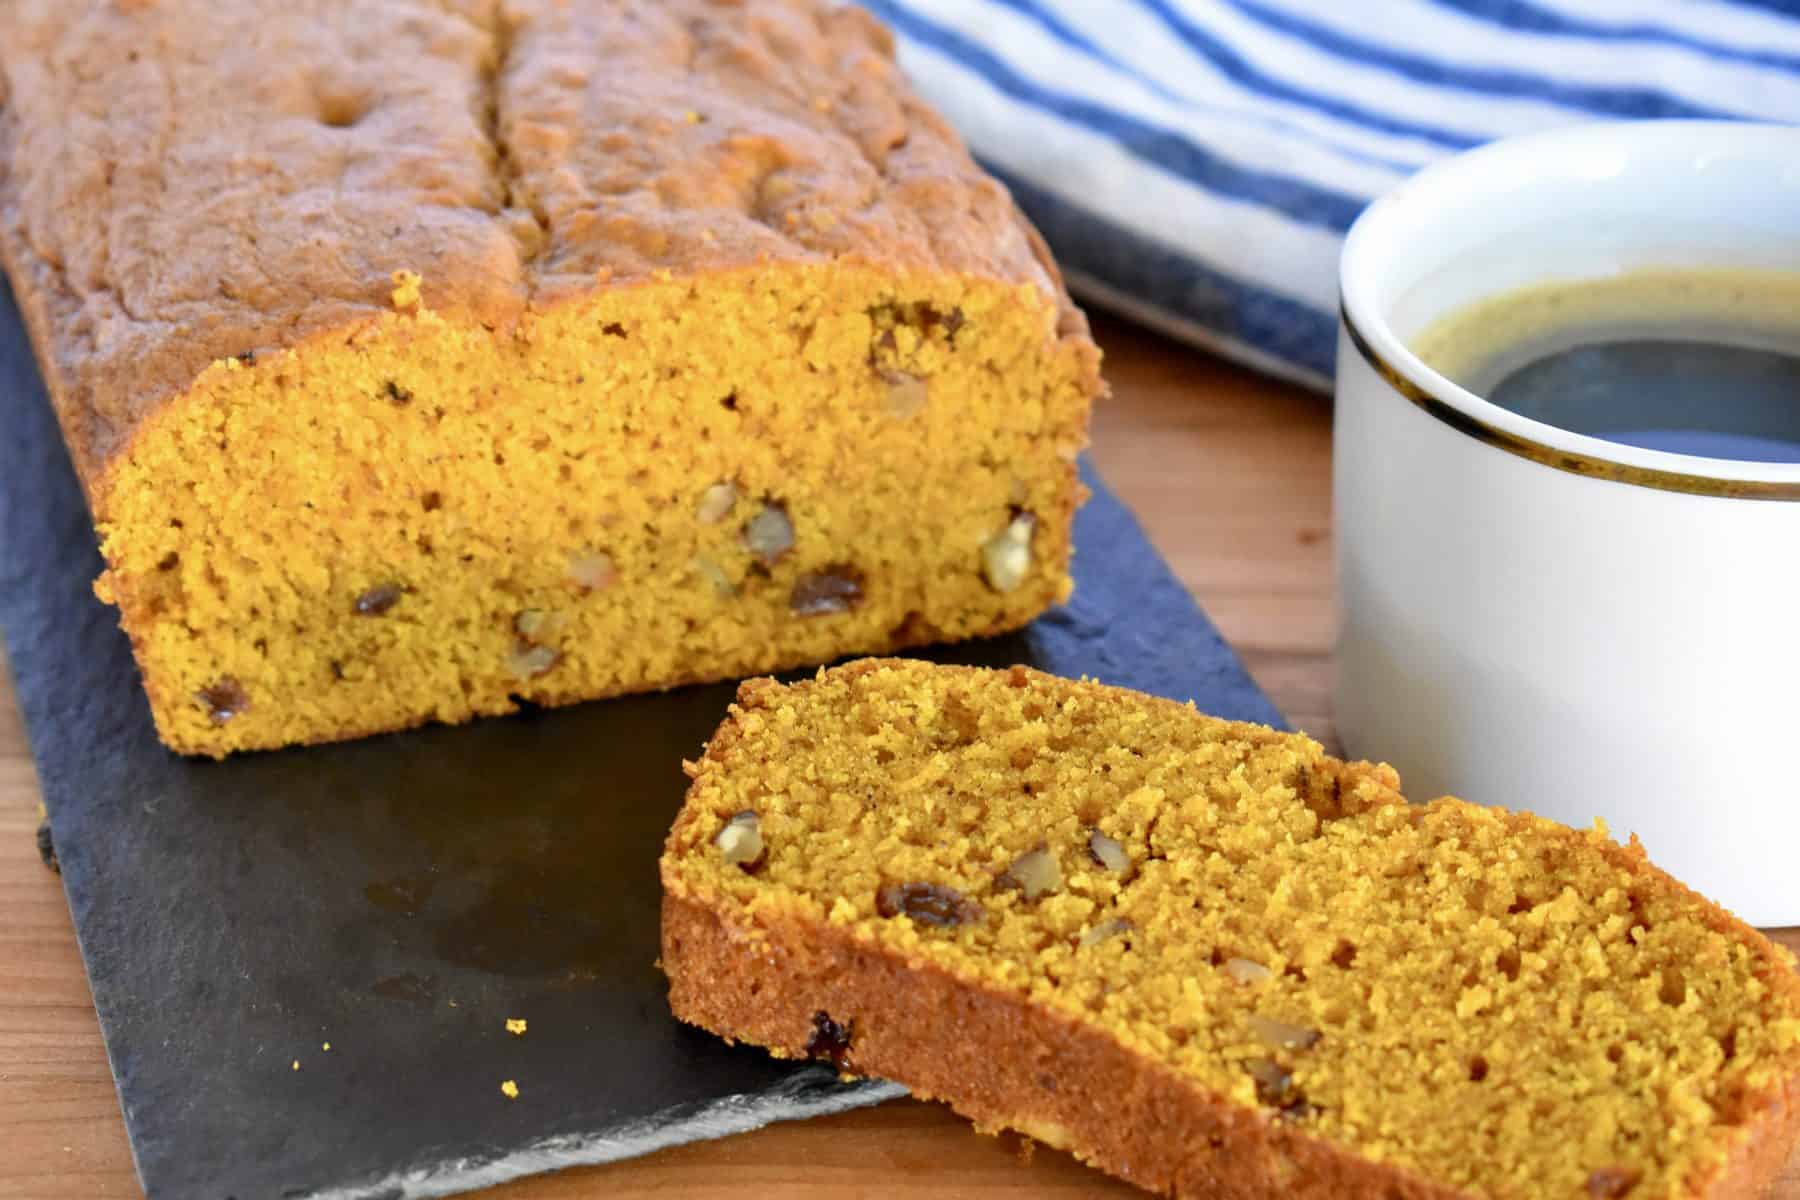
[
  {"left": 1225, "top": 957, "right": 1273, "bottom": 985},
  {"left": 876, "top": 881, "right": 984, "bottom": 928},
  {"left": 743, "top": 502, "right": 795, "bottom": 566},
  {"left": 696, "top": 481, "right": 739, "bottom": 524},
  {"left": 880, "top": 369, "right": 928, "bottom": 418},
  {"left": 567, "top": 549, "right": 616, "bottom": 592},
  {"left": 1079, "top": 917, "right": 1133, "bottom": 947},
  {"left": 354, "top": 583, "right": 403, "bottom": 616},
  {"left": 714, "top": 810, "right": 765, "bottom": 869},
  {"left": 999, "top": 846, "right": 1062, "bottom": 901},
  {"left": 981, "top": 511, "right": 1036, "bottom": 593},
  {"left": 506, "top": 642, "right": 560, "bottom": 679},
  {"left": 791, "top": 567, "right": 864, "bottom": 616},
  {"left": 1086, "top": 830, "right": 1130, "bottom": 874},
  {"left": 693, "top": 555, "right": 736, "bottom": 598},
  {"left": 513, "top": 609, "right": 565, "bottom": 641},
  {"left": 1249, "top": 1014, "right": 1321, "bottom": 1051}
]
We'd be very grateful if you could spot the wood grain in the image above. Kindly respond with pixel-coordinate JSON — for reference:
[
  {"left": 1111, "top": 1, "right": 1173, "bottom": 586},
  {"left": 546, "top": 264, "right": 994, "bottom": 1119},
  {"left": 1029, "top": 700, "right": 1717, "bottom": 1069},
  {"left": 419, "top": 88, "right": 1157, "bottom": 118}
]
[{"left": 0, "top": 315, "right": 1792, "bottom": 1198}]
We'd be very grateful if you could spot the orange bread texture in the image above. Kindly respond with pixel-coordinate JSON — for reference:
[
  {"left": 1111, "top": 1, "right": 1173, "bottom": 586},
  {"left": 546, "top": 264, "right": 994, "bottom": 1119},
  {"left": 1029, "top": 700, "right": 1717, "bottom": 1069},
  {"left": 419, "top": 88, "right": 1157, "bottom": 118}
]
[
  {"left": 661, "top": 660, "right": 1800, "bottom": 1200},
  {"left": 0, "top": 1, "right": 1099, "bottom": 755}
]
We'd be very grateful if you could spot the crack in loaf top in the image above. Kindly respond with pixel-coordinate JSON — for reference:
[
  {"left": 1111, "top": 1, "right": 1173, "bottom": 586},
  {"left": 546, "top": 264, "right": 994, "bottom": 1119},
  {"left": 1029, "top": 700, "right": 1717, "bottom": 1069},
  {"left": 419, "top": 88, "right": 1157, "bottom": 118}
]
[{"left": 0, "top": 0, "right": 1075, "bottom": 492}]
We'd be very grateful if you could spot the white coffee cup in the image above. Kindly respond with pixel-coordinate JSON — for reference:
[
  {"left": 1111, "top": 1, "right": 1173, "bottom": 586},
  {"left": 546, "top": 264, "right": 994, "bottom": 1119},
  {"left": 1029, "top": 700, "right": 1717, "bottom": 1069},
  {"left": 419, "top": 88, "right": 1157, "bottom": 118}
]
[{"left": 1334, "top": 120, "right": 1800, "bottom": 927}]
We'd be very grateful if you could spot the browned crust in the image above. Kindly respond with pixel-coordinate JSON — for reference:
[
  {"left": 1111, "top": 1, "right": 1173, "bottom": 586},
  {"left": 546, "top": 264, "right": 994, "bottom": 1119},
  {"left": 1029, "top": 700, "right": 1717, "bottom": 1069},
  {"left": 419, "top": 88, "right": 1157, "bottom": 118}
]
[
  {"left": 0, "top": 0, "right": 1103, "bottom": 516},
  {"left": 1708, "top": 1071, "right": 1799, "bottom": 1200},
  {"left": 663, "top": 886, "right": 1800, "bottom": 1200},
  {"left": 662, "top": 890, "right": 1470, "bottom": 1200},
  {"left": 0, "top": 201, "right": 93, "bottom": 503}
]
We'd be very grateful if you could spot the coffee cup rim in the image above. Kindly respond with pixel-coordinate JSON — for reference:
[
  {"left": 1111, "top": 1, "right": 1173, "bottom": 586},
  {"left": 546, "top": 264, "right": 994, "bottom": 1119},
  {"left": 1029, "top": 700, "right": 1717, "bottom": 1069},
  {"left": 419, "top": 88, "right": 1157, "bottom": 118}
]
[{"left": 1339, "top": 119, "right": 1800, "bottom": 500}]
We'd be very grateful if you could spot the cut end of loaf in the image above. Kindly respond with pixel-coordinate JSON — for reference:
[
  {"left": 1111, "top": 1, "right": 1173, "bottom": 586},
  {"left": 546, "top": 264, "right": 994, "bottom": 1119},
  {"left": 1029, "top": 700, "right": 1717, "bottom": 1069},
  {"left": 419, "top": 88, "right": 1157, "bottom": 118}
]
[
  {"left": 661, "top": 659, "right": 1800, "bottom": 1199},
  {"left": 92, "top": 266, "right": 1097, "bottom": 755}
]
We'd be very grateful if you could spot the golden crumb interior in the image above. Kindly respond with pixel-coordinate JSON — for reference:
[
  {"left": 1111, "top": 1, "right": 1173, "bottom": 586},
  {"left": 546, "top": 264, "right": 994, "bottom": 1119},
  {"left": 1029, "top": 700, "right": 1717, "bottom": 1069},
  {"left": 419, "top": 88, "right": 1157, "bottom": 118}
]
[
  {"left": 665, "top": 659, "right": 1800, "bottom": 1199},
  {"left": 93, "top": 265, "right": 1092, "bottom": 755}
]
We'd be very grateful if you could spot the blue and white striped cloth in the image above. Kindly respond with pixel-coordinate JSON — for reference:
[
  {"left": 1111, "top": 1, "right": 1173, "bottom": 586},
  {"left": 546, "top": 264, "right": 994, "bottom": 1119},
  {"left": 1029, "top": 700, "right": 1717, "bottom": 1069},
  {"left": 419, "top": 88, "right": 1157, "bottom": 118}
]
[{"left": 867, "top": 0, "right": 1800, "bottom": 389}]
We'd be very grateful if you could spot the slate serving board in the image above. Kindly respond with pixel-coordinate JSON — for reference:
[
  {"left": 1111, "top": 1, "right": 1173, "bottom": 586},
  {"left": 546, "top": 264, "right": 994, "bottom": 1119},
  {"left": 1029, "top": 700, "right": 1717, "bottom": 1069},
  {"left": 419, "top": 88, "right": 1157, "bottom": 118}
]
[{"left": 0, "top": 272, "right": 1285, "bottom": 1200}]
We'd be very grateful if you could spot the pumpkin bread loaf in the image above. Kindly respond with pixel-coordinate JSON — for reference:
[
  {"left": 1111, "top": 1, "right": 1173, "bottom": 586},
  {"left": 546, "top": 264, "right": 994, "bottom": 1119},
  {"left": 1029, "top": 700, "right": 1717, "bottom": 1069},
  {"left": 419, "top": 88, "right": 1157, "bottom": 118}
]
[
  {"left": 0, "top": 1, "right": 1099, "bottom": 755},
  {"left": 660, "top": 660, "right": 1800, "bottom": 1199}
]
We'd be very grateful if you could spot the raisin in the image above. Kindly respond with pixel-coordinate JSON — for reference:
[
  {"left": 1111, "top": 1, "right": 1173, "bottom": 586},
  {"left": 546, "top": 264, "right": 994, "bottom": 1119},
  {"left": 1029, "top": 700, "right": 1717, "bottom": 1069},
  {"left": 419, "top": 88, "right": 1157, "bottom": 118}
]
[
  {"left": 198, "top": 678, "right": 248, "bottom": 725},
  {"left": 888, "top": 610, "right": 941, "bottom": 646},
  {"left": 875, "top": 881, "right": 983, "bottom": 928},
  {"left": 354, "top": 583, "right": 403, "bottom": 616},
  {"left": 1587, "top": 1167, "right": 1642, "bottom": 1198},
  {"left": 791, "top": 567, "right": 864, "bottom": 617},
  {"left": 805, "top": 1011, "right": 854, "bottom": 1070}
]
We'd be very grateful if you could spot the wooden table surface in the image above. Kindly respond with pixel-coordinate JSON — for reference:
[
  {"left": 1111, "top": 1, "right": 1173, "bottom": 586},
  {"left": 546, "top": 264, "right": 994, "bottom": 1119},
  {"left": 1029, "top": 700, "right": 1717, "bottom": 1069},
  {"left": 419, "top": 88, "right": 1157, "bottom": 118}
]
[{"left": 2, "top": 315, "right": 1794, "bottom": 1198}]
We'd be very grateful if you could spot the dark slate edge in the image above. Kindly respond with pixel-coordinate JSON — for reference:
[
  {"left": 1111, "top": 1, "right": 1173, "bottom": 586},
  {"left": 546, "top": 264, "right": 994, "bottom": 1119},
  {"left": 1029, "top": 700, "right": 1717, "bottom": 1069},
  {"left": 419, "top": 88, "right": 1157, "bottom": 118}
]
[
  {"left": 306, "top": 1074, "right": 908, "bottom": 1200},
  {"left": 0, "top": 274, "right": 163, "bottom": 1192}
]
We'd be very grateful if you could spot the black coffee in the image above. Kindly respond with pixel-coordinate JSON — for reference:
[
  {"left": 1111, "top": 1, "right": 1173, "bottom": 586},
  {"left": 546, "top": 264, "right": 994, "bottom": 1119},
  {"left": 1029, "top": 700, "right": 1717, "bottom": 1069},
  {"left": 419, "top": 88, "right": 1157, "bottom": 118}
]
[
  {"left": 1410, "top": 268, "right": 1800, "bottom": 463},
  {"left": 1487, "top": 339, "right": 1800, "bottom": 463}
]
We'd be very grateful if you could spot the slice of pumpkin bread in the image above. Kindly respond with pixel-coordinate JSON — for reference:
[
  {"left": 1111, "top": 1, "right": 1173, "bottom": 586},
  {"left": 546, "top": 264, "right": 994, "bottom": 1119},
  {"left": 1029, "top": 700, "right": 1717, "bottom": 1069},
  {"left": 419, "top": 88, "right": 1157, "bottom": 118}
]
[{"left": 660, "top": 659, "right": 1800, "bottom": 1199}]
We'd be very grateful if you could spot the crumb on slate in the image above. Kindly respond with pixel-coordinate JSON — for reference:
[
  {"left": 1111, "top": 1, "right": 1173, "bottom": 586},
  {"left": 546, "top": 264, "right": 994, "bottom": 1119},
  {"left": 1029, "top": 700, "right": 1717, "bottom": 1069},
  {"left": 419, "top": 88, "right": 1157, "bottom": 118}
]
[
  {"left": 505, "top": 1018, "right": 527, "bottom": 1036},
  {"left": 501, "top": 1079, "right": 519, "bottom": 1100},
  {"left": 36, "top": 820, "right": 59, "bottom": 874}
]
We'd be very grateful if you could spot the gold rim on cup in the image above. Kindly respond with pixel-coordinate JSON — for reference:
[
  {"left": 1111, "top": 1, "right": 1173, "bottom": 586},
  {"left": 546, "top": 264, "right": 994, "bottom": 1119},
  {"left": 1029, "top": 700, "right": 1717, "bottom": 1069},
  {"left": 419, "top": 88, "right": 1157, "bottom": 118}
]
[{"left": 1339, "top": 304, "right": 1800, "bottom": 502}]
